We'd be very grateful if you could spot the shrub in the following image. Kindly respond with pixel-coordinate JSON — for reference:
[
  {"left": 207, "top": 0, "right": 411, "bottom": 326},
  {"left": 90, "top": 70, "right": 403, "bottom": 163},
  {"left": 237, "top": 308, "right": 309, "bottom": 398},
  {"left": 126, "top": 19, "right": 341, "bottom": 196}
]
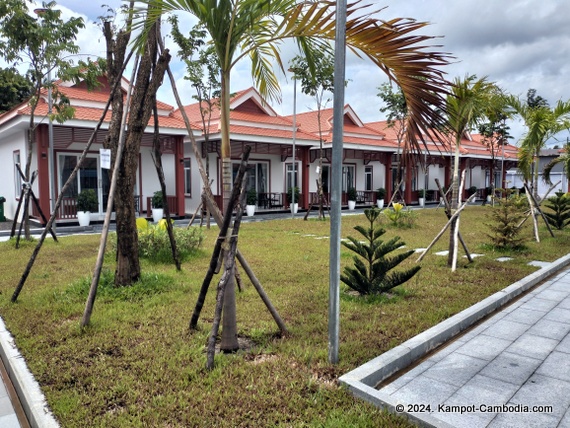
[
  {"left": 286, "top": 187, "right": 300, "bottom": 204},
  {"left": 544, "top": 192, "right": 570, "bottom": 230},
  {"left": 485, "top": 194, "right": 526, "bottom": 249},
  {"left": 137, "top": 224, "right": 204, "bottom": 263},
  {"left": 136, "top": 218, "right": 149, "bottom": 230},
  {"left": 341, "top": 208, "right": 420, "bottom": 295},
  {"left": 383, "top": 202, "right": 417, "bottom": 228},
  {"left": 376, "top": 187, "right": 386, "bottom": 199},
  {"left": 418, "top": 188, "right": 426, "bottom": 198},
  {"left": 467, "top": 186, "right": 477, "bottom": 196},
  {"left": 76, "top": 189, "right": 98, "bottom": 212}
]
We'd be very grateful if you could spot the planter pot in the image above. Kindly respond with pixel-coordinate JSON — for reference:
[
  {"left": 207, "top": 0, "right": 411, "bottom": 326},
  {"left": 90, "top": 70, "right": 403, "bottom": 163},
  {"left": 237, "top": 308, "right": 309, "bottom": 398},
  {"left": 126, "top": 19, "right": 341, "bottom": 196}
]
[
  {"left": 419, "top": 197, "right": 425, "bottom": 207},
  {"left": 290, "top": 203, "right": 298, "bottom": 214},
  {"left": 152, "top": 208, "right": 164, "bottom": 223},
  {"left": 348, "top": 200, "right": 356, "bottom": 210},
  {"left": 376, "top": 199, "right": 384, "bottom": 209},
  {"left": 486, "top": 195, "right": 492, "bottom": 203},
  {"left": 246, "top": 205, "right": 256, "bottom": 217},
  {"left": 77, "top": 211, "right": 91, "bottom": 227}
]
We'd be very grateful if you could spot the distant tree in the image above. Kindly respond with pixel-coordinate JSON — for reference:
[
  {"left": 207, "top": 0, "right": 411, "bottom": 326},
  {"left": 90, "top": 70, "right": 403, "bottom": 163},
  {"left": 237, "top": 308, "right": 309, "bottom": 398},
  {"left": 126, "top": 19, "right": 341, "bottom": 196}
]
[
  {"left": 0, "top": 67, "right": 33, "bottom": 113},
  {"left": 508, "top": 90, "right": 570, "bottom": 198},
  {"left": 290, "top": 51, "right": 335, "bottom": 219},
  {"left": 0, "top": 0, "right": 102, "bottom": 238},
  {"left": 378, "top": 83, "right": 408, "bottom": 199},
  {"left": 478, "top": 89, "right": 512, "bottom": 194}
]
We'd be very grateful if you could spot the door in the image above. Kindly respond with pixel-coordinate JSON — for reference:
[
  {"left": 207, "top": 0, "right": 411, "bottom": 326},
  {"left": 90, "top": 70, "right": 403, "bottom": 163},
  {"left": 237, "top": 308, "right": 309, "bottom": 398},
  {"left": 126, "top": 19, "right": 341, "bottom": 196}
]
[{"left": 59, "top": 154, "right": 103, "bottom": 213}]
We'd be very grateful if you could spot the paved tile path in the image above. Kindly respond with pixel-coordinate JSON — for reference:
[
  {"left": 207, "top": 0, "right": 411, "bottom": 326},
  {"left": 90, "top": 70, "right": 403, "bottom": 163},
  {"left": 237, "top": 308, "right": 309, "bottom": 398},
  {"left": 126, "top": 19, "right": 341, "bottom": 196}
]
[
  {"left": 0, "top": 362, "right": 23, "bottom": 427},
  {"left": 379, "top": 267, "right": 570, "bottom": 427}
]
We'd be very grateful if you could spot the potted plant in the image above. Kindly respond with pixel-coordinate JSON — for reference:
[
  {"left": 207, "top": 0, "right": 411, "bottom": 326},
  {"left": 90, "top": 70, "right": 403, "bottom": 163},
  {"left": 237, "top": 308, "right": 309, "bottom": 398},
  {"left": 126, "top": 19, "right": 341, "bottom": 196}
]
[
  {"left": 151, "top": 190, "right": 165, "bottom": 223},
  {"left": 485, "top": 186, "right": 493, "bottom": 203},
  {"left": 418, "top": 188, "right": 426, "bottom": 207},
  {"left": 287, "top": 187, "right": 300, "bottom": 213},
  {"left": 76, "top": 188, "right": 98, "bottom": 227},
  {"left": 376, "top": 187, "right": 386, "bottom": 209},
  {"left": 347, "top": 187, "right": 357, "bottom": 210},
  {"left": 246, "top": 188, "right": 257, "bottom": 216}
]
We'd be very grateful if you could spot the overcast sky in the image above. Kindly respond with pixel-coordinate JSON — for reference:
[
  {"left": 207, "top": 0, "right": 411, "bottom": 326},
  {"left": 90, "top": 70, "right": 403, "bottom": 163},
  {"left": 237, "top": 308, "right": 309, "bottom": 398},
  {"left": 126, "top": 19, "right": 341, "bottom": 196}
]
[{"left": 10, "top": 0, "right": 570, "bottom": 144}]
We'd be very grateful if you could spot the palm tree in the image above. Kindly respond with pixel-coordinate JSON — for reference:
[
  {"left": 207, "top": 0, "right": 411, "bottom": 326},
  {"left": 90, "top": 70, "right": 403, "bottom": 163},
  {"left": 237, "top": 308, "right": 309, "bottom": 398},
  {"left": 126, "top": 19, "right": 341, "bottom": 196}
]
[
  {"left": 445, "top": 75, "right": 496, "bottom": 267},
  {"left": 543, "top": 141, "right": 570, "bottom": 187},
  {"left": 508, "top": 94, "right": 570, "bottom": 198},
  {"left": 132, "top": 0, "right": 451, "bottom": 351}
]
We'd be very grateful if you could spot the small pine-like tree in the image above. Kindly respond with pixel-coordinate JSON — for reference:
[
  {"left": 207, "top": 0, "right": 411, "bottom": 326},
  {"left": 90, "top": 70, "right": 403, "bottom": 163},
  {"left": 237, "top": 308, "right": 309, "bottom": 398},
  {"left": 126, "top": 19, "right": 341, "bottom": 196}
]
[
  {"left": 485, "top": 194, "right": 527, "bottom": 248},
  {"left": 544, "top": 192, "right": 570, "bottom": 230},
  {"left": 341, "top": 208, "right": 421, "bottom": 295}
]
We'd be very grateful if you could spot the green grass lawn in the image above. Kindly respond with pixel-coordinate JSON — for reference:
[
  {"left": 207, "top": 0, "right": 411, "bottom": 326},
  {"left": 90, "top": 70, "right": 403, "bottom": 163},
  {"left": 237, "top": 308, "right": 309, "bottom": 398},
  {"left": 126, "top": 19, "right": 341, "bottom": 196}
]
[{"left": 0, "top": 206, "right": 568, "bottom": 427}]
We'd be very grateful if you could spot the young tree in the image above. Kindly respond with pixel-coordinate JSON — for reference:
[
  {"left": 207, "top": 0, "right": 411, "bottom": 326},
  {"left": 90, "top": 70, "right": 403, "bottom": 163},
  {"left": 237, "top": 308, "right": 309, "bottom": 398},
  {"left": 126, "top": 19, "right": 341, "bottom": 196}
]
[
  {"left": 0, "top": 67, "right": 33, "bottom": 113},
  {"left": 508, "top": 90, "right": 570, "bottom": 199},
  {"left": 0, "top": 0, "right": 92, "bottom": 238},
  {"left": 478, "top": 89, "right": 512, "bottom": 197},
  {"left": 445, "top": 75, "right": 496, "bottom": 267},
  {"left": 290, "top": 52, "right": 335, "bottom": 219},
  {"left": 378, "top": 83, "right": 408, "bottom": 201}
]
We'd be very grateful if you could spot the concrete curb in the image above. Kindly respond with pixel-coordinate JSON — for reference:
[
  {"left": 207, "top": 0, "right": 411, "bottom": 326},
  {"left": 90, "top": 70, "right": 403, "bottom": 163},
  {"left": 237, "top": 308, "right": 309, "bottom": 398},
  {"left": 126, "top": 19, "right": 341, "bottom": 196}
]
[
  {"left": 0, "top": 317, "right": 59, "bottom": 428},
  {"left": 339, "top": 253, "right": 570, "bottom": 427}
]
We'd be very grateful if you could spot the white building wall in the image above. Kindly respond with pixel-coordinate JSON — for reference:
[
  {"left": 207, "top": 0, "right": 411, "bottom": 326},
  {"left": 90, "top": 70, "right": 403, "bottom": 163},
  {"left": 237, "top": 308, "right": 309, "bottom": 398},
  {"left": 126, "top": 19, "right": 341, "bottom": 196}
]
[
  {"left": 0, "top": 131, "right": 28, "bottom": 221},
  {"left": 139, "top": 150, "right": 175, "bottom": 212}
]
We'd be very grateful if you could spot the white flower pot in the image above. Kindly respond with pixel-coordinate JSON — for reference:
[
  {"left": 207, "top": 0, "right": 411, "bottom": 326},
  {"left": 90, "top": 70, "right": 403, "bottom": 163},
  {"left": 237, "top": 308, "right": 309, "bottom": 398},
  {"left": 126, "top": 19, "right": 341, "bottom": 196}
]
[
  {"left": 348, "top": 200, "right": 356, "bottom": 210},
  {"left": 152, "top": 208, "right": 164, "bottom": 223},
  {"left": 77, "top": 211, "right": 91, "bottom": 227},
  {"left": 487, "top": 195, "right": 492, "bottom": 203},
  {"left": 246, "top": 205, "right": 256, "bottom": 216},
  {"left": 376, "top": 199, "right": 384, "bottom": 209},
  {"left": 291, "top": 203, "right": 298, "bottom": 214},
  {"left": 419, "top": 197, "right": 425, "bottom": 207}
]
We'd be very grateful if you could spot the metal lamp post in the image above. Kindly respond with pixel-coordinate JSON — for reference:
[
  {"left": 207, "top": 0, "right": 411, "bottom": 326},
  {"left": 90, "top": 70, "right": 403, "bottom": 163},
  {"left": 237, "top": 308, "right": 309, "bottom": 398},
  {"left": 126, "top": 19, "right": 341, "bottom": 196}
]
[{"left": 291, "top": 72, "right": 297, "bottom": 218}]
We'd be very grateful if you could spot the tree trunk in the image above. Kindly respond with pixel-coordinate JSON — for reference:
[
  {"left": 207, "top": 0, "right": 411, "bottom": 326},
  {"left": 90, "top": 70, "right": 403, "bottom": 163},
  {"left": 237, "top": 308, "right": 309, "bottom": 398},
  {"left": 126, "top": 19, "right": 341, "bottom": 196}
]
[
  {"left": 447, "top": 136, "right": 461, "bottom": 267},
  {"left": 103, "top": 18, "right": 170, "bottom": 286}
]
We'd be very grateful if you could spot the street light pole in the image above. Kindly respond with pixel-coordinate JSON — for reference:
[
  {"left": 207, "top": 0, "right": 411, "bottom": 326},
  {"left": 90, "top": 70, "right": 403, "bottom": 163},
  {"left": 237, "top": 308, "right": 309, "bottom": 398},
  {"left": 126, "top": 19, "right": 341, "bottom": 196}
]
[{"left": 291, "top": 74, "right": 297, "bottom": 218}]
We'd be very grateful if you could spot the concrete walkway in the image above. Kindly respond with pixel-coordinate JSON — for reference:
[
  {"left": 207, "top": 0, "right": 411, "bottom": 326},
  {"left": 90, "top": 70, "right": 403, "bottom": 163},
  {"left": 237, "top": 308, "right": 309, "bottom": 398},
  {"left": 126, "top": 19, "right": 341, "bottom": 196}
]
[{"left": 341, "top": 260, "right": 570, "bottom": 427}]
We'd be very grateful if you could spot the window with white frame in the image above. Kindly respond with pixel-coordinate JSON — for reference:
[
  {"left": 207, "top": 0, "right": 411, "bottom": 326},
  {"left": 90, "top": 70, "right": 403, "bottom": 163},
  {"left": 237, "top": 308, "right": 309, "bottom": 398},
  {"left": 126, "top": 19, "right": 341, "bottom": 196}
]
[
  {"left": 184, "top": 158, "right": 191, "bottom": 195},
  {"left": 285, "top": 162, "right": 299, "bottom": 191},
  {"left": 13, "top": 151, "right": 21, "bottom": 197},
  {"left": 342, "top": 165, "right": 355, "bottom": 191}
]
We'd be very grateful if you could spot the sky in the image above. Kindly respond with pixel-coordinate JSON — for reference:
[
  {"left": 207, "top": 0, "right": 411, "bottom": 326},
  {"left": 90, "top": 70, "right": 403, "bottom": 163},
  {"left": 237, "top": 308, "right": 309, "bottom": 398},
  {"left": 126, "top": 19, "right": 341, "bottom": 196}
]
[{"left": 7, "top": 0, "right": 570, "bottom": 145}]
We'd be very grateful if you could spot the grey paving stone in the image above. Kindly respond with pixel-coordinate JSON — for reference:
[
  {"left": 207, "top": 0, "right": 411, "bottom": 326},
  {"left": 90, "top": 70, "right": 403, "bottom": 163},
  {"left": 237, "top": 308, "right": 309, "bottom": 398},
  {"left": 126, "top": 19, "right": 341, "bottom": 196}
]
[
  {"left": 434, "top": 374, "right": 520, "bottom": 427},
  {"left": 535, "top": 288, "right": 570, "bottom": 301},
  {"left": 558, "top": 297, "right": 570, "bottom": 310},
  {"left": 506, "top": 333, "right": 558, "bottom": 360},
  {"left": 527, "top": 318, "right": 570, "bottom": 340},
  {"left": 379, "top": 359, "right": 436, "bottom": 395},
  {"left": 426, "top": 338, "right": 467, "bottom": 363},
  {"left": 475, "top": 318, "right": 530, "bottom": 341},
  {"left": 528, "top": 260, "right": 551, "bottom": 268},
  {"left": 508, "top": 373, "right": 570, "bottom": 418},
  {"left": 480, "top": 351, "right": 543, "bottom": 385},
  {"left": 536, "top": 351, "right": 570, "bottom": 382},
  {"left": 519, "top": 297, "right": 560, "bottom": 312},
  {"left": 390, "top": 375, "right": 457, "bottom": 409},
  {"left": 0, "top": 414, "right": 20, "bottom": 428},
  {"left": 455, "top": 334, "right": 512, "bottom": 361},
  {"left": 422, "top": 353, "right": 488, "bottom": 388},
  {"left": 0, "top": 396, "right": 15, "bottom": 417},
  {"left": 558, "top": 334, "right": 570, "bottom": 354},
  {"left": 496, "top": 257, "right": 514, "bottom": 262},
  {"left": 489, "top": 411, "right": 560, "bottom": 428},
  {"left": 0, "top": 380, "right": 7, "bottom": 398},
  {"left": 559, "top": 407, "right": 570, "bottom": 428},
  {"left": 502, "top": 308, "right": 546, "bottom": 325},
  {"left": 544, "top": 307, "right": 570, "bottom": 324}
]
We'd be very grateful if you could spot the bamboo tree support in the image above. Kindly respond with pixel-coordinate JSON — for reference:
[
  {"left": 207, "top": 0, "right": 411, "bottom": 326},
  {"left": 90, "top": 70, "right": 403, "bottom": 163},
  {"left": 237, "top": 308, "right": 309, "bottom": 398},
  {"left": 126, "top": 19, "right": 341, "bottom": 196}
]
[
  {"left": 417, "top": 192, "right": 476, "bottom": 263},
  {"left": 524, "top": 182, "right": 555, "bottom": 239},
  {"left": 434, "top": 179, "right": 473, "bottom": 263},
  {"left": 190, "top": 147, "right": 251, "bottom": 330},
  {"left": 451, "top": 171, "right": 467, "bottom": 272},
  {"left": 206, "top": 181, "right": 247, "bottom": 370},
  {"left": 151, "top": 104, "right": 181, "bottom": 270},
  {"left": 386, "top": 179, "right": 406, "bottom": 208},
  {"left": 304, "top": 179, "right": 330, "bottom": 220},
  {"left": 516, "top": 181, "right": 560, "bottom": 231},
  {"left": 11, "top": 53, "right": 133, "bottom": 303},
  {"left": 81, "top": 55, "right": 139, "bottom": 327},
  {"left": 161, "top": 56, "right": 288, "bottom": 335},
  {"left": 187, "top": 200, "right": 203, "bottom": 227}
]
